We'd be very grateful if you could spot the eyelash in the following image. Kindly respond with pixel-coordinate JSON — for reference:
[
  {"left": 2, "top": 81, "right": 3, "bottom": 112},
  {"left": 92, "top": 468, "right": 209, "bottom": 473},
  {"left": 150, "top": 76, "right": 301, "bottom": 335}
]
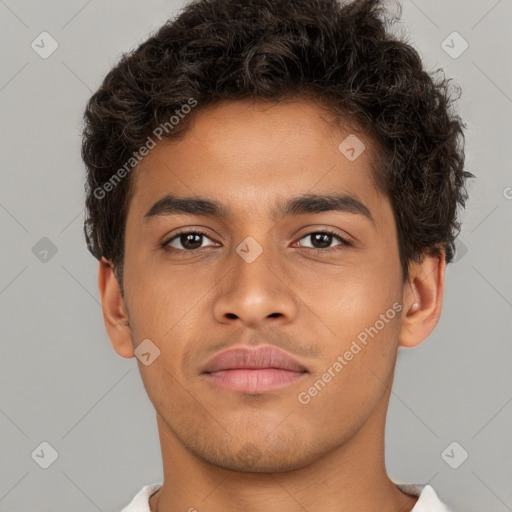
[{"left": 161, "top": 228, "right": 351, "bottom": 255}]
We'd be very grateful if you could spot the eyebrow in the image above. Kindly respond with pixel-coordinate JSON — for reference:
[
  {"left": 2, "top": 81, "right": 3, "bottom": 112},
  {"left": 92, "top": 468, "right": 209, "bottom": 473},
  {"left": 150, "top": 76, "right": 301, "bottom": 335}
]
[{"left": 144, "top": 193, "right": 375, "bottom": 225}]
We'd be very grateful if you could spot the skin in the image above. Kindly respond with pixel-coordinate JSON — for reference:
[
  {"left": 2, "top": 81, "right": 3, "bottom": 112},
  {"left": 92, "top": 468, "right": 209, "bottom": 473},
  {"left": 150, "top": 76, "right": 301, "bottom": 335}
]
[{"left": 98, "top": 99, "right": 445, "bottom": 512}]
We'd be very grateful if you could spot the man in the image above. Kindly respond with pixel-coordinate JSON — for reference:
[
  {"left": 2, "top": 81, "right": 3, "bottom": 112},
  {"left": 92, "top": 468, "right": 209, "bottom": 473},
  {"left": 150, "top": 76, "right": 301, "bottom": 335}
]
[{"left": 82, "top": 0, "right": 472, "bottom": 510}]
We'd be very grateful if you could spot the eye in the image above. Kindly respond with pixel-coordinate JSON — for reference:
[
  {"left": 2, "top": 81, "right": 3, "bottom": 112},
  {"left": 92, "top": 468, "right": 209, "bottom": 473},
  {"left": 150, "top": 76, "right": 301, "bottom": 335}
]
[
  {"left": 295, "top": 229, "right": 351, "bottom": 252},
  {"left": 161, "top": 228, "right": 351, "bottom": 254},
  {"left": 162, "top": 229, "right": 217, "bottom": 252}
]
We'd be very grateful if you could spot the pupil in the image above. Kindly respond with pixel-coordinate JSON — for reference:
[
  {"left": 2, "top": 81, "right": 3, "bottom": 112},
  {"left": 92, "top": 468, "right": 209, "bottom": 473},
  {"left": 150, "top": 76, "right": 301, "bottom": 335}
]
[
  {"left": 182, "top": 233, "right": 202, "bottom": 250},
  {"left": 313, "top": 233, "right": 331, "bottom": 248}
]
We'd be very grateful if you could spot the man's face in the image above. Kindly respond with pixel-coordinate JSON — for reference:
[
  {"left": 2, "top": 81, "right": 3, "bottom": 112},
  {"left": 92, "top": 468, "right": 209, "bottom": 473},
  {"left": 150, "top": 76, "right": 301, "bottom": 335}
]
[{"left": 121, "top": 99, "right": 405, "bottom": 472}]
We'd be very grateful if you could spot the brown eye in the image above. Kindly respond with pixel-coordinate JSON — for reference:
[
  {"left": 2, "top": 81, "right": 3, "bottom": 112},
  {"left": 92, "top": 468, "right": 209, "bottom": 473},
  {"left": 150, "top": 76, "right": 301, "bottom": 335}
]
[
  {"left": 296, "top": 230, "right": 350, "bottom": 251},
  {"left": 163, "top": 230, "right": 215, "bottom": 251}
]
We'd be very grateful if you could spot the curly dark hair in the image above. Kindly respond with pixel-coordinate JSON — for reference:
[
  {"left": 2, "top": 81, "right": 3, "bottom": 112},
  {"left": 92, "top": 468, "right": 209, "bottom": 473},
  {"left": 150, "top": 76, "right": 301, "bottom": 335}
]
[{"left": 82, "top": 0, "right": 473, "bottom": 296}]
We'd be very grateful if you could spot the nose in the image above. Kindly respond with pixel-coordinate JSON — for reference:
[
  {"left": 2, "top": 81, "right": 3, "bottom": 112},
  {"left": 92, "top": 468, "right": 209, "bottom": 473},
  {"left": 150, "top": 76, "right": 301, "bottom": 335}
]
[{"left": 212, "top": 239, "right": 298, "bottom": 328}]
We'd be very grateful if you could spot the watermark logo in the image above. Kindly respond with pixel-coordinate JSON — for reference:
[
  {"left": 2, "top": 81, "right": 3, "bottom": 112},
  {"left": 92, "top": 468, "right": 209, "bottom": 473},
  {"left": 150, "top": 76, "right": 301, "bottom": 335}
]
[
  {"left": 236, "top": 236, "right": 263, "bottom": 263},
  {"left": 235, "top": 442, "right": 263, "bottom": 469},
  {"left": 32, "top": 237, "right": 58, "bottom": 263},
  {"left": 452, "top": 238, "right": 468, "bottom": 263},
  {"left": 441, "top": 31, "right": 468, "bottom": 59},
  {"left": 31, "top": 32, "right": 59, "bottom": 59},
  {"left": 31, "top": 441, "right": 59, "bottom": 469},
  {"left": 134, "top": 339, "right": 161, "bottom": 366},
  {"left": 441, "top": 441, "right": 469, "bottom": 469},
  {"left": 338, "top": 134, "right": 366, "bottom": 161},
  {"left": 298, "top": 302, "right": 402, "bottom": 404}
]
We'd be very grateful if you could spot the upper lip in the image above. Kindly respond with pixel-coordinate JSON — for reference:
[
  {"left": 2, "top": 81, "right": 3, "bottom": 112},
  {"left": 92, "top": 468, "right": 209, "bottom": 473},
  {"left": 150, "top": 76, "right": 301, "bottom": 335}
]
[{"left": 201, "top": 346, "right": 308, "bottom": 373}]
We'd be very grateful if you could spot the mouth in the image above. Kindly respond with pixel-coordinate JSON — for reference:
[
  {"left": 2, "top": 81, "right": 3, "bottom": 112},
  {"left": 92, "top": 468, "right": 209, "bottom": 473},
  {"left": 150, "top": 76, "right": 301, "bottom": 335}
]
[{"left": 201, "top": 345, "right": 309, "bottom": 393}]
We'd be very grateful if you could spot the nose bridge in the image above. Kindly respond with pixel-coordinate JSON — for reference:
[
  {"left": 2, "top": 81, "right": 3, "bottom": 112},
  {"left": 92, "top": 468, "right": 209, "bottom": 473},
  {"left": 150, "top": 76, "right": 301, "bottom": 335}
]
[
  {"left": 212, "top": 231, "right": 297, "bottom": 326},
  {"left": 234, "top": 233, "right": 277, "bottom": 287},
  {"left": 230, "top": 231, "right": 280, "bottom": 298}
]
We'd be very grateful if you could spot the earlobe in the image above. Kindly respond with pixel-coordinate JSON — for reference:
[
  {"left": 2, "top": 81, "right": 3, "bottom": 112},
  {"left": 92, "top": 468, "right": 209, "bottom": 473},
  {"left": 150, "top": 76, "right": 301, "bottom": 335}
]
[
  {"left": 398, "top": 251, "right": 446, "bottom": 348},
  {"left": 97, "top": 257, "right": 134, "bottom": 359}
]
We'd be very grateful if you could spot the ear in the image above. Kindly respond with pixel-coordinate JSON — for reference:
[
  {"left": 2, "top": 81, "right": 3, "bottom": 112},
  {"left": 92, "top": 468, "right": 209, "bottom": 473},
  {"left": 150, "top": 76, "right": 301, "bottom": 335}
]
[
  {"left": 97, "top": 257, "right": 134, "bottom": 358},
  {"left": 398, "top": 251, "right": 446, "bottom": 348}
]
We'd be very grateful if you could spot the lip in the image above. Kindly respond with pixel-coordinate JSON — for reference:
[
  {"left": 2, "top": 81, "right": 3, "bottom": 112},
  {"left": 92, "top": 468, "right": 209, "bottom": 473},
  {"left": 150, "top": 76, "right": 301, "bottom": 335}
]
[{"left": 201, "top": 346, "right": 309, "bottom": 393}]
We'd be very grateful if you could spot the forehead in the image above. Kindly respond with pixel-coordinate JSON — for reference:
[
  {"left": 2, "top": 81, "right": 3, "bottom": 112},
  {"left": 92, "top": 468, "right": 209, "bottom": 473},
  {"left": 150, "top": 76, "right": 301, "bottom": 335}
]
[{"left": 127, "top": 99, "right": 388, "bottom": 223}]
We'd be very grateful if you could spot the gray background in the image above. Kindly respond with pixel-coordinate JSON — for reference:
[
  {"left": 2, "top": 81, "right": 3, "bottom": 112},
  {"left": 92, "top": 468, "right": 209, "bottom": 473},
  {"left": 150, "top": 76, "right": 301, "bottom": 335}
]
[{"left": 1, "top": 0, "right": 511, "bottom": 511}]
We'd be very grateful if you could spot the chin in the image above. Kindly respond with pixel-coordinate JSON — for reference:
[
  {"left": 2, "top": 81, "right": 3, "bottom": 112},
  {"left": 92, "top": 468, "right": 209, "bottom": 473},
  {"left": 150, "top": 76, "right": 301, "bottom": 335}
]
[{"left": 186, "top": 433, "right": 322, "bottom": 474}]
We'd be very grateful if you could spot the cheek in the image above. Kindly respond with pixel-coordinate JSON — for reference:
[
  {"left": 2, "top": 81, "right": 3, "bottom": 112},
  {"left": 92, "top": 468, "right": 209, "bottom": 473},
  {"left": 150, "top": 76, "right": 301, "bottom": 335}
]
[
  {"left": 123, "top": 263, "right": 217, "bottom": 373},
  {"left": 294, "top": 311, "right": 401, "bottom": 439},
  {"left": 293, "top": 256, "right": 402, "bottom": 412},
  {"left": 301, "top": 255, "right": 401, "bottom": 334}
]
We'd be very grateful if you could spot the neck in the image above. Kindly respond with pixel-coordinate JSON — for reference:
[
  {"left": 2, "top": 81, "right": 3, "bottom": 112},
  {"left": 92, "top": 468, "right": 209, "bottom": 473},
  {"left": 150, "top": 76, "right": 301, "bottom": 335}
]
[{"left": 149, "top": 388, "right": 418, "bottom": 512}]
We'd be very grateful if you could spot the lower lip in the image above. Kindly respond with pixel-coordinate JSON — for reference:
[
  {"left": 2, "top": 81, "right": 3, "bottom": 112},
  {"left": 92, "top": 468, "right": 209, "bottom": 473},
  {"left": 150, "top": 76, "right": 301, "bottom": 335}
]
[{"left": 203, "top": 368, "right": 308, "bottom": 393}]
